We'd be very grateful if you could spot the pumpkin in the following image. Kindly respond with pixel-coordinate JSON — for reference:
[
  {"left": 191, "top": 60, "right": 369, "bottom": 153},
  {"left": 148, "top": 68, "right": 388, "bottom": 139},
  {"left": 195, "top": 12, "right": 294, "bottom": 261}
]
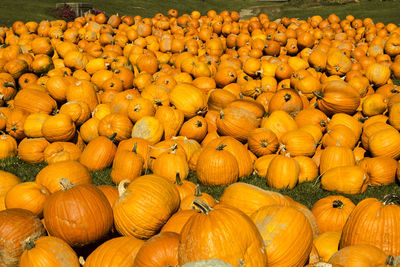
[
  {"left": 35, "top": 160, "right": 92, "bottom": 193},
  {"left": 134, "top": 232, "right": 179, "bottom": 267},
  {"left": 294, "top": 155, "right": 319, "bottom": 183},
  {"left": 219, "top": 182, "right": 289, "bottom": 217},
  {"left": 321, "top": 124, "right": 358, "bottom": 149},
  {"left": 131, "top": 116, "right": 164, "bottom": 145},
  {"left": 111, "top": 142, "right": 144, "bottom": 184},
  {"left": 179, "top": 115, "right": 208, "bottom": 142},
  {"left": 66, "top": 79, "right": 98, "bottom": 112},
  {"left": 169, "top": 83, "right": 207, "bottom": 118},
  {"left": 340, "top": 194, "right": 400, "bottom": 256},
  {"left": 6, "top": 108, "right": 29, "bottom": 140},
  {"left": 41, "top": 113, "right": 76, "bottom": 142},
  {"left": 43, "top": 178, "right": 113, "bottom": 247},
  {"left": 365, "top": 63, "right": 391, "bottom": 87},
  {"left": 154, "top": 106, "right": 184, "bottom": 140},
  {"left": 251, "top": 205, "right": 313, "bottom": 267},
  {"left": 17, "top": 137, "right": 49, "bottom": 164},
  {"left": 79, "top": 135, "right": 117, "bottom": 171},
  {"left": 59, "top": 100, "right": 91, "bottom": 126},
  {"left": 152, "top": 146, "right": 189, "bottom": 182},
  {"left": 205, "top": 136, "right": 253, "bottom": 178},
  {"left": 178, "top": 199, "right": 268, "bottom": 267},
  {"left": 173, "top": 173, "right": 196, "bottom": 201},
  {"left": 5, "top": 182, "right": 50, "bottom": 217},
  {"left": 0, "top": 132, "right": 17, "bottom": 159},
  {"left": 19, "top": 236, "right": 80, "bottom": 267},
  {"left": 23, "top": 113, "right": 50, "bottom": 138},
  {"left": 266, "top": 153, "right": 300, "bottom": 189},
  {"left": 13, "top": 88, "right": 57, "bottom": 115},
  {"left": 319, "top": 145, "right": 356, "bottom": 174},
  {"left": 98, "top": 113, "right": 133, "bottom": 142},
  {"left": 83, "top": 236, "right": 144, "bottom": 267},
  {"left": 321, "top": 165, "right": 369, "bottom": 194},
  {"left": 196, "top": 144, "right": 239, "bottom": 186},
  {"left": 260, "top": 110, "right": 298, "bottom": 140},
  {"left": 279, "top": 129, "right": 317, "bottom": 156},
  {"left": 247, "top": 128, "right": 279, "bottom": 157},
  {"left": 0, "top": 208, "right": 46, "bottom": 266},
  {"left": 216, "top": 106, "right": 259, "bottom": 142},
  {"left": 268, "top": 88, "right": 303, "bottom": 117},
  {"left": 180, "top": 184, "right": 217, "bottom": 211},
  {"left": 329, "top": 244, "right": 391, "bottom": 266},
  {"left": 253, "top": 154, "right": 277, "bottom": 177},
  {"left": 113, "top": 175, "right": 180, "bottom": 239},
  {"left": 313, "top": 231, "right": 341, "bottom": 263},
  {"left": 326, "top": 48, "right": 352, "bottom": 76},
  {"left": 0, "top": 170, "right": 21, "bottom": 210},
  {"left": 368, "top": 126, "right": 400, "bottom": 159},
  {"left": 312, "top": 195, "right": 356, "bottom": 234},
  {"left": 43, "top": 141, "right": 82, "bottom": 164},
  {"left": 160, "top": 209, "right": 197, "bottom": 234},
  {"left": 314, "top": 80, "right": 360, "bottom": 116},
  {"left": 357, "top": 156, "right": 398, "bottom": 186}
]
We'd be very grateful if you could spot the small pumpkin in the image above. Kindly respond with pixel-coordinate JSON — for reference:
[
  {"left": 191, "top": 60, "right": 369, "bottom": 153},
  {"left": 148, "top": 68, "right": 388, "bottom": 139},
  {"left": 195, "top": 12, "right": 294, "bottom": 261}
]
[
  {"left": 79, "top": 135, "right": 117, "bottom": 171},
  {"left": 266, "top": 153, "right": 300, "bottom": 189}
]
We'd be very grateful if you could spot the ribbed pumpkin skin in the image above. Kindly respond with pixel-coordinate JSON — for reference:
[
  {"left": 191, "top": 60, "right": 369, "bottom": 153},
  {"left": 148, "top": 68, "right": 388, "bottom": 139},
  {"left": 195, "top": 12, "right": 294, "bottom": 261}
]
[
  {"left": 84, "top": 236, "right": 144, "bottom": 267},
  {"left": 35, "top": 160, "right": 92, "bottom": 193},
  {"left": 134, "top": 232, "right": 179, "bottom": 267},
  {"left": 266, "top": 154, "right": 300, "bottom": 189},
  {"left": 19, "top": 236, "right": 80, "bottom": 267},
  {"left": 0, "top": 208, "right": 46, "bottom": 267},
  {"left": 79, "top": 135, "right": 117, "bottom": 171},
  {"left": 169, "top": 83, "right": 207, "bottom": 118},
  {"left": 113, "top": 175, "right": 180, "bottom": 239},
  {"left": 216, "top": 106, "right": 258, "bottom": 142},
  {"left": 321, "top": 165, "right": 369, "bottom": 194},
  {"left": 357, "top": 156, "right": 398, "bottom": 186},
  {"left": 14, "top": 88, "right": 57, "bottom": 114},
  {"left": 319, "top": 146, "right": 355, "bottom": 174},
  {"left": 329, "top": 244, "right": 389, "bottom": 266},
  {"left": 160, "top": 209, "right": 197, "bottom": 234},
  {"left": 340, "top": 195, "right": 400, "bottom": 256},
  {"left": 196, "top": 145, "right": 239, "bottom": 186},
  {"left": 110, "top": 149, "right": 143, "bottom": 184},
  {"left": 178, "top": 204, "right": 268, "bottom": 267},
  {"left": 311, "top": 195, "right": 356, "bottom": 234},
  {"left": 313, "top": 231, "right": 341, "bottom": 263},
  {"left": 251, "top": 205, "right": 313, "bottom": 267},
  {"left": 219, "top": 182, "right": 289, "bottom": 217},
  {"left": 43, "top": 182, "right": 113, "bottom": 247}
]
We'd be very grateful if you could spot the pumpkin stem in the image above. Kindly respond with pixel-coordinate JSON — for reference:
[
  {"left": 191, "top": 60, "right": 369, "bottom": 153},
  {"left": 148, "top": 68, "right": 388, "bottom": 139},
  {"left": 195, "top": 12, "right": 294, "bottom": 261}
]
[
  {"left": 25, "top": 239, "right": 36, "bottom": 250},
  {"left": 195, "top": 120, "right": 203, "bottom": 128},
  {"left": 109, "top": 132, "right": 117, "bottom": 142},
  {"left": 59, "top": 177, "right": 74, "bottom": 191},
  {"left": 385, "top": 255, "right": 394, "bottom": 265},
  {"left": 312, "top": 91, "right": 323, "bottom": 99},
  {"left": 216, "top": 144, "right": 226, "bottom": 151},
  {"left": 284, "top": 93, "right": 291, "bottom": 102},
  {"left": 219, "top": 110, "right": 224, "bottom": 119},
  {"left": 79, "top": 256, "right": 85, "bottom": 266},
  {"left": 175, "top": 172, "right": 183, "bottom": 186},
  {"left": 194, "top": 184, "right": 202, "bottom": 197},
  {"left": 332, "top": 200, "right": 344, "bottom": 209},
  {"left": 192, "top": 197, "right": 213, "bottom": 214},
  {"left": 118, "top": 179, "right": 131, "bottom": 196},
  {"left": 261, "top": 140, "right": 268, "bottom": 148},
  {"left": 381, "top": 193, "right": 400, "bottom": 206},
  {"left": 132, "top": 142, "right": 138, "bottom": 153}
]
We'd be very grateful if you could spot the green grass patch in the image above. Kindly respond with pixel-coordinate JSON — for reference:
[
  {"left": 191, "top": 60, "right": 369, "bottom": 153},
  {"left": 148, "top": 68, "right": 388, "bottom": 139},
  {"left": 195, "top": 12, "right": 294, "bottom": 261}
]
[{"left": 2, "top": 156, "right": 399, "bottom": 209}]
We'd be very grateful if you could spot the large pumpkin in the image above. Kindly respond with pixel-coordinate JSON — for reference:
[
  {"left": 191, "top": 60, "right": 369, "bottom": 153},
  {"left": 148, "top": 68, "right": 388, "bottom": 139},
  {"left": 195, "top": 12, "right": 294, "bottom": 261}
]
[
  {"left": 0, "top": 208, "right": 46, "bottom": 266},
  {"left": 169, "top": 83, "right": 207, "bottom": 118},
  {"left": 340, "top": 194, "right": 400, "bottom": 256},
  {"left": 79, "top": 135, "right": 117, "bottom": 171},
  {"left": 178, "top": 199, "right": 268, "bottom": 267},
  {"left": 251, "top": 205, "right": 313, "bottom": 267},
  {"left": 43, "top": 178, "right": 113, "bottom": 247},
  {"left": 19, "top": 236, "right": 80, "bottom": 267},
  {"left": 113, "top": 175, "right": 180, "bottom": 239}
]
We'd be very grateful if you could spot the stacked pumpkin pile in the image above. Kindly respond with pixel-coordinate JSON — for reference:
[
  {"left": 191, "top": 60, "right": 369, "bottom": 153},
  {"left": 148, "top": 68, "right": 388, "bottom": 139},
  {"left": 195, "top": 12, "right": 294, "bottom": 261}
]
[{"left": 0, "top": 8, "right": 399, "bottom": 266}]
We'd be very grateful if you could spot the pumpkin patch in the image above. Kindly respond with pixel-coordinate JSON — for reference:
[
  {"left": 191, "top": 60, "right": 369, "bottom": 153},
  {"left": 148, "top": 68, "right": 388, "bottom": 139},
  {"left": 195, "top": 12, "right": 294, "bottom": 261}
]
[{"left": 0, "top": 6, "right": 400, "bottom": 266}]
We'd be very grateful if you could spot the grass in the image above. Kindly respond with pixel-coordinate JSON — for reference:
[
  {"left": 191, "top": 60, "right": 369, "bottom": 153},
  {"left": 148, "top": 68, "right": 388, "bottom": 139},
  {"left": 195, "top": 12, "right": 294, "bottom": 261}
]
[
  {"left": 1, "top": 156, "right": 399, "bottom": 209},
  {"left": 0, "top": 0, "right": 400, "bottom": 209}
]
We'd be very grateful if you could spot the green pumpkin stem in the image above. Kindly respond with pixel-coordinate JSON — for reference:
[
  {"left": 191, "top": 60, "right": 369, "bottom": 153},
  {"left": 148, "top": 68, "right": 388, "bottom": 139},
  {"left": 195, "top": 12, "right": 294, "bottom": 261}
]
[
  {"left": 312, "top": 91, "right": 323, "bottom": 99},
  {"left": 109, "top": 132, "right": 118, "bottom": 142},
  {"left": 216, "top": 144, "right": 227, "bottom": 151},
  {"left": 332, "top": 200, "right": 344, "bottom": 209},
  {"left": 132, "top": 142, "right": 138, "bottom": 153},
  {"left": 175, "top": 172, "right": 183, "bottom": 186},
  {"left": 194, "top": 184, "right": 202, "bottom": 197},
  {"left": 381, "top": 193, "right": 400, "bottom": 206},
  {"left": 59, "top": 177, "right": 74, "bottom": 191},
  {"left": 385, "top": 255, "right": 394, "bottom": 265},
  {"left": 192, "top": 197, "right": 213, "bottom": 214},
  {"left": 25, "top": 239, "right": 36, "bottom": 250}
]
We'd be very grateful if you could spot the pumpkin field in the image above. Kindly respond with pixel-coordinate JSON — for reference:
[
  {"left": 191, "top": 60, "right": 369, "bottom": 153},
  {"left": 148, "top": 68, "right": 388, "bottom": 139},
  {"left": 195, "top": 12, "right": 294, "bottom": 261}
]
[{"left": 0, "top": 0, "right": 400, "bottom": 266}]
